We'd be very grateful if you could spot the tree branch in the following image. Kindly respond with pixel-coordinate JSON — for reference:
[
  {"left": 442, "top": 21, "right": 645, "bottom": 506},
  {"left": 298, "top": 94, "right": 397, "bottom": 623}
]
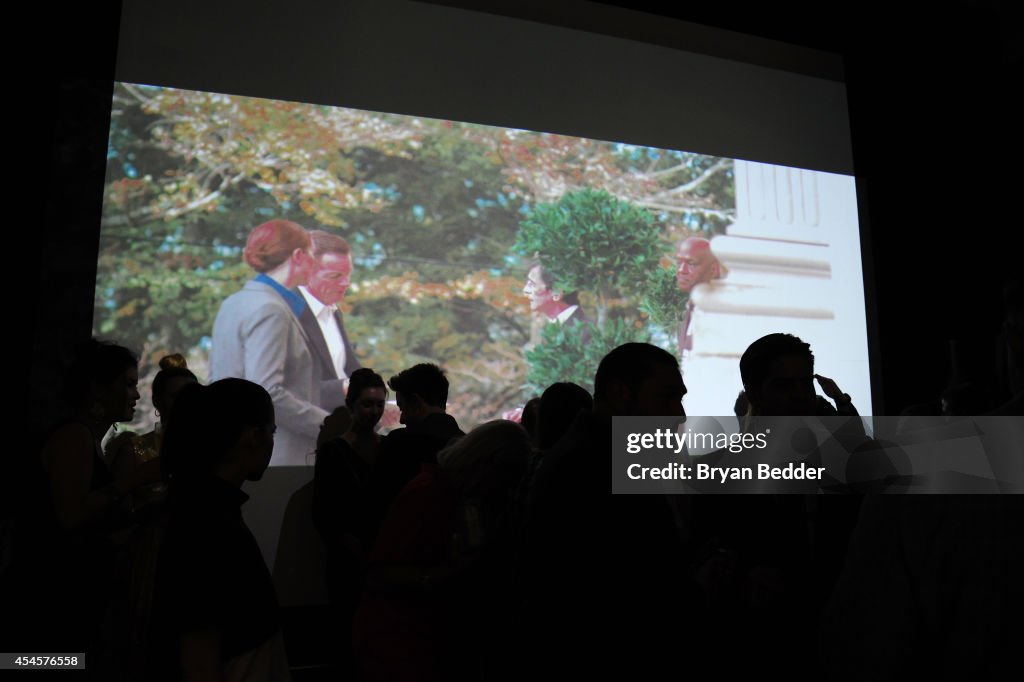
[
  {"left": 646, "top": 158, "right": 731, "bottom": 199},
  {"left": 121, "top": 82, "right": 152, "bottom": 105},
  {"left": 102, "top": 171, "right": 250, "bottom": 227},
  {"left": 630, "top": 199, "right": 734, "bottom": 220},
  {"left": 642, "top": 162, "right": 690, "bottom": 180},
  {"left": 161, "top": 171, "right": 247, "bottom": 220}
]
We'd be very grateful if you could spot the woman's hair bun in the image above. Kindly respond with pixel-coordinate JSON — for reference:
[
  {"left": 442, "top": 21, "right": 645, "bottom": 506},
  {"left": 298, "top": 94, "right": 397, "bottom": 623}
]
[{"left": 159, "top": 353, "right": 188, "bottom": 371}]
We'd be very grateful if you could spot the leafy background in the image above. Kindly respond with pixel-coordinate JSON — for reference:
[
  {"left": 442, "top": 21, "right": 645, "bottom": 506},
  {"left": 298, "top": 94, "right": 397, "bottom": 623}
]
[{"left": 97, "top": 83, "right": 734, "bottom": 431}]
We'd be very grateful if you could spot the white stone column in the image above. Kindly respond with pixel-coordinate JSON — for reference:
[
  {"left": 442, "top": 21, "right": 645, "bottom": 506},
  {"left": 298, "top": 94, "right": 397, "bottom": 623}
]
[{"left": 682, "top": 160, "right": 871, "bottom": 416}]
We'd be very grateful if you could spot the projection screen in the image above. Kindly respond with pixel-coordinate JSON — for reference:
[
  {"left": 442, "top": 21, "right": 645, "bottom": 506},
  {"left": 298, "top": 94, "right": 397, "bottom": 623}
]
[{"left": 100, "top": 0, "right": 872, "bottom": 470}]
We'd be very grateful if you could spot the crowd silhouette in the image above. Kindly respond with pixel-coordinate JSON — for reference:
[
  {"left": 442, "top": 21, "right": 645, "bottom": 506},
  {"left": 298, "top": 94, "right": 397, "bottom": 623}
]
[{"left": 4, "top": 281, "right": 1022, "bottom": 680}]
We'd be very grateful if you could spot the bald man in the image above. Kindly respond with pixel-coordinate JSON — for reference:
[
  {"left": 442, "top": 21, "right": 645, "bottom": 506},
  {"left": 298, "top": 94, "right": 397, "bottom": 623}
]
[
  {"left": 676, "top": 237, "right": 723, "bottom": 354},
  {"left": 676, "top": 237, "right": 722, "bottom": 293}
]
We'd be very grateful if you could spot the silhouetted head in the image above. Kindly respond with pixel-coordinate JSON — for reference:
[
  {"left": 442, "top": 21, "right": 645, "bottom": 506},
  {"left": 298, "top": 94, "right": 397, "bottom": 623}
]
[
  {"left": 151, "top": 354, "right": 198, "bottom": 427},
  {"left": 345, "top": 368, "right": 387, "bottom": 432},
  {"left": 243, "top": 219, "right": 314, "bottom": 287},
  {"left": 162, "top": 378, "right": 275, "bottom": 485},
  {"left": 523, "top": 264, "right": 579, "bottom": 319},
  {"left": 538, "top": 382, "right": 594, "bottom": 449},
  {"left": 676, "top": 237, "right": 722, "bottom": 292},
  {"left": 520, "top": 397, "right": 542, "bottom": 445},
  {"left": 594, "top": 343, "right": 685, "bottom": 417},
  {"left": 65, "top": 338, "right": 139, "bottom": 424},
  {"left": 437, "top": 420, "right": 530, "bottom": 500},
  {"left": 740, "top": 333, "right": 816, "bottom": 416},
  {"left": 389, "top": 363, "right": 449, "bottom": 425},
  {"left": 306, "top": 230, "right": 353, "bottom": 306},
  {"left": 733, "top": 390, "right": 750, "bottom": 420}
]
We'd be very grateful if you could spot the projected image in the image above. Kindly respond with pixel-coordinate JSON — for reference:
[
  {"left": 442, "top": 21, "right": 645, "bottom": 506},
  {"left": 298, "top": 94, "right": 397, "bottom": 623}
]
[{"left": 97, "top": 82, "right": 869, "bottom": 465}]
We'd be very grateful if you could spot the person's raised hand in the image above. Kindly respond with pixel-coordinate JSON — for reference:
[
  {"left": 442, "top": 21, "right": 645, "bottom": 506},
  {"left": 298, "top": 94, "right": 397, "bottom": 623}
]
[{"left": 815, "top": 374, "right": 850, "bottom": 406}]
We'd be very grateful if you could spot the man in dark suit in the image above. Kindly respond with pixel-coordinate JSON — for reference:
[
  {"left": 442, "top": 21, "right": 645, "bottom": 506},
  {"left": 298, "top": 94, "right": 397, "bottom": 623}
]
[{"left": 297, "top": 230, "right": 362, "bottom": 411}]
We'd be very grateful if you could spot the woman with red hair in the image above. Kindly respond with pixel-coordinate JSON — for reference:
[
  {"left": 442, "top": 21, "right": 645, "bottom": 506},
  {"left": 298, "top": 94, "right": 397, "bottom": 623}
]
[
  {"left": 210, "top": 219, "right": 331, "bottom": 466},
  {"left": 241, "top": 219, "right": 312, "bottom": 276}
]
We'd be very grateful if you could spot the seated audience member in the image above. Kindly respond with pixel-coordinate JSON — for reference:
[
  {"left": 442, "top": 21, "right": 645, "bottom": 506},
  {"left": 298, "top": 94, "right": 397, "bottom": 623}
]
[
  {"left": 354, "top": 420, "right": 530, "bottom": 682},
  {"left": 153, "top": 379, "right": 290, "bottom": 681},
  {"left": 367, "top": 363, "right": 464, "bottom": 539}
]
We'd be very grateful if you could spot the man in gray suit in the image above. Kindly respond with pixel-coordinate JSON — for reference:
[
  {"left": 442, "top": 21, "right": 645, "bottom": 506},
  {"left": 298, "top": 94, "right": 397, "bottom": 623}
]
[
  {"left": 210, "top": 219, "right": 330, "bottom": 466},
  {"left": 297, "top": 230, "right": 362, "bottom": 412}
]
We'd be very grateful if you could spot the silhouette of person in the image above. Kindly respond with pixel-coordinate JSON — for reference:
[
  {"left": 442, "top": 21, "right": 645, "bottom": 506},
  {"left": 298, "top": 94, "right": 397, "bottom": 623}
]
[
  {"left": 108, "top": 353, "right": 197, "bottom": 508},
  {"left": 308, "top": 369, "right": 385, "bottom": 678},
  {"left": 104, "top": 353, "right": 198, "bottom": 677},
  {"left": 313, "top": 368, "right": 387, "bottom": 592},
  {"left": 23, "top": 340, "right": 156, "bottom": 672},
  {"left": 740, "top": 332, "right": 859, "bottom": 418},
  {"left": 355, "top": 420, "right": 530, "bottom": 682},
  {"left": 367, "top": 363, "right": 464, "bottom": 542},
  {"left": 154, "top": 379, "right": 290, "bottom": 680},
  {"left": 521, "top": 344, "right": 697, "bottom": 678}
]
